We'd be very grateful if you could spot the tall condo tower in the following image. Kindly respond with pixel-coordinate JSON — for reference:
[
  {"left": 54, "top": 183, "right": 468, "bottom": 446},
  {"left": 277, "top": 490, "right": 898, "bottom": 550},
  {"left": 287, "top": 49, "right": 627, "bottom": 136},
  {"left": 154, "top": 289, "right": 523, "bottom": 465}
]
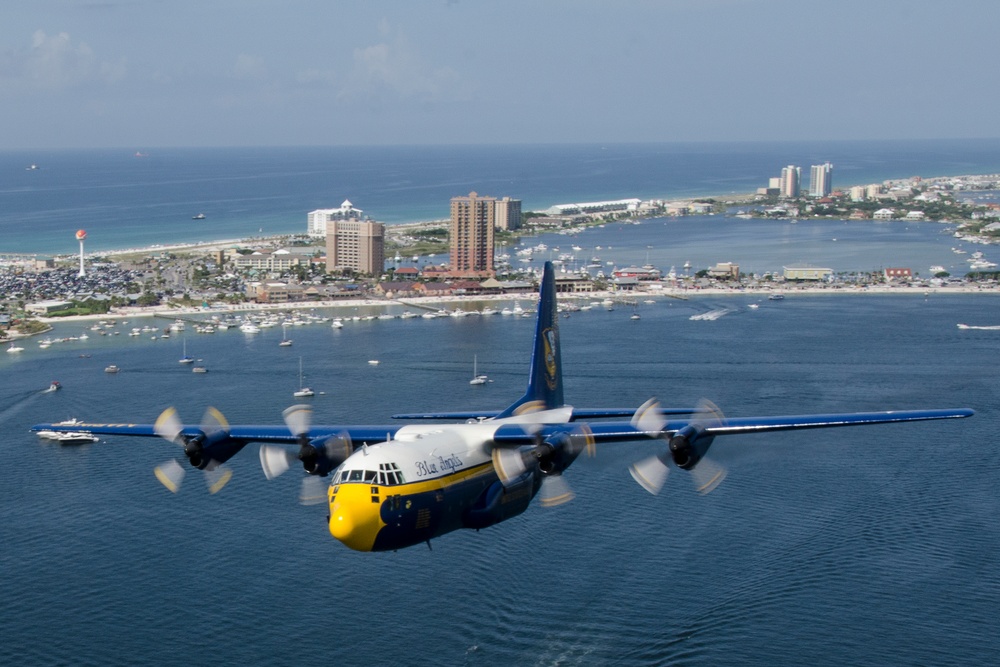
[
  {"left": 75, "top": 229, "right": 87, "bottom": 278},
  {"left": 809, "top": 162, "right": 833, "bottom": 197},
  {"left": 780, "top": 165, "right": 801, "bottom": 198},
  {"left": 450, "top": 191, "right": 496, "bottom": 277}
]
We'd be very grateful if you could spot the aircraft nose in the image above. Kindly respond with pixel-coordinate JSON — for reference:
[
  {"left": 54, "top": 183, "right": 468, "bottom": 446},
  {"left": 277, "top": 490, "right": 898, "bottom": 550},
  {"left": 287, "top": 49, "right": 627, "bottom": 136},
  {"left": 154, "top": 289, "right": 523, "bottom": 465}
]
[
  {"left": 327, "top": 485, "right": 383, "bottom": 551},
  {"left": 329, "top": 505, "right": 354, "bottom": 541}
]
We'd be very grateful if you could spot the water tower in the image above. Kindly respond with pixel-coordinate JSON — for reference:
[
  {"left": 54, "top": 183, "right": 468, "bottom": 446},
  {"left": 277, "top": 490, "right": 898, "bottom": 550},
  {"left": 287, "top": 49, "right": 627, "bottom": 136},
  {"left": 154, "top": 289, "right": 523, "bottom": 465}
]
[{"left": 76, "top": 229, "right": 87, "bottom": 278}]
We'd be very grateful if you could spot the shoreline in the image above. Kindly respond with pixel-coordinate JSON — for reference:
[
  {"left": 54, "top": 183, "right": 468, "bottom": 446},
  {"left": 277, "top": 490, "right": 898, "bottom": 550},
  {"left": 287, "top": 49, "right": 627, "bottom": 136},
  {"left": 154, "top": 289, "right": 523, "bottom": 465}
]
[{"left": 27, "top": 282, "right": 999, "bottom": 328}]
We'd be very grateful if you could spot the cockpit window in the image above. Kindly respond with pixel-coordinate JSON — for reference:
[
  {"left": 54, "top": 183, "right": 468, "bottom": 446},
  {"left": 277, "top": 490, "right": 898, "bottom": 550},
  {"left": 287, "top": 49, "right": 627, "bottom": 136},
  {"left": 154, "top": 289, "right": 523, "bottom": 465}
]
[{"left": 378, "top": 462, "right": 405, "bottom": 486}]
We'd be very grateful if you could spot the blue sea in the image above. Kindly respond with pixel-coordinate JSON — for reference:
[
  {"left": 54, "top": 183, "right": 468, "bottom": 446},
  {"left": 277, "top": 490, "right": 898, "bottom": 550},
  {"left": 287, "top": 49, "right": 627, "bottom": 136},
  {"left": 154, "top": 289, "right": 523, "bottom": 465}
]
[{"left": 2, "top": 142, "right": 1000, "bottom": 666}]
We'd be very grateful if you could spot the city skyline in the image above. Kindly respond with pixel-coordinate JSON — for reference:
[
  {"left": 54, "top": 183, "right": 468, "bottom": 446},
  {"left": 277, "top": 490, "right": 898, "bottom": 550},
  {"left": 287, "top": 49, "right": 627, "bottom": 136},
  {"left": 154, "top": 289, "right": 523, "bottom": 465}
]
[{"left": 2, "top": 1, "right": 998, "bottom": 150}]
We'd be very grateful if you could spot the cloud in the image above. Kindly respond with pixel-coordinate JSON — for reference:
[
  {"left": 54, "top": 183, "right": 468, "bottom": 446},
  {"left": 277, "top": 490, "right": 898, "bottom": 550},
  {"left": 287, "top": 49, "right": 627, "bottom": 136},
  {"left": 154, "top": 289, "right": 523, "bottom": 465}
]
[
  {"left": 344, "top": 26, "right": 462, "bottom": 103},
  {"left": 0, "top": 30, "right": 125, "bottom": 94}
]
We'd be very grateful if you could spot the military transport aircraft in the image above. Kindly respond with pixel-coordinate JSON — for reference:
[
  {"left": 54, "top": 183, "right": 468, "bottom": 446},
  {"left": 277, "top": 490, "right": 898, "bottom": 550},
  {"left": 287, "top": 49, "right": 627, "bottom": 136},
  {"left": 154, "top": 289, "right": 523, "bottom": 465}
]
[{"left": 32, "top": 262, "right": 973, "bottom": 552}]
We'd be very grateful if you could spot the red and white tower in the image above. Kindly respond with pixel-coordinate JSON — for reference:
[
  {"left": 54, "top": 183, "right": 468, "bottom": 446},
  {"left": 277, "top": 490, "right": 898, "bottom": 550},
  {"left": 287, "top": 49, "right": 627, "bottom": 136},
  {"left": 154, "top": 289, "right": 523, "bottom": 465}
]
[{"left": 75, "top": 229, "right": 87, "bottom": 278}]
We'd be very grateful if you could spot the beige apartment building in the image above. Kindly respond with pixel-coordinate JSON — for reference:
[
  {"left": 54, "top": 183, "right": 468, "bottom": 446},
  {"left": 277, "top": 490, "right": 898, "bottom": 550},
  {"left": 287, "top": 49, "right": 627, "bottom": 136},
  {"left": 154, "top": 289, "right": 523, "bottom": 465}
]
[{"left": 325, "top": 219, "right": 385, "bottom": 276}]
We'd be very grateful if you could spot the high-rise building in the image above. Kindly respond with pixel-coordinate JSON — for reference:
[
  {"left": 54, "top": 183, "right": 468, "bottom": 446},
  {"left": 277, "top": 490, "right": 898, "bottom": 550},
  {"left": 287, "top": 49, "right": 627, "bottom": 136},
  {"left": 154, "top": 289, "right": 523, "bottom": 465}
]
[
  {"left": 780, "top": 165, "right": 801, "bottom": 198},
  {"left": 325, "top": 219, "right": 385, "bottom": 276},
  {"left": 494, "top": 197, "right": 522, "bottom": 231},
  {"left": 308, "top": 200, "right": 363, "bottom": 238},
  {"left": 809, "top": 163, "right": 833, "bottom": 197},
  {"left": 450, "top": 191, "right": 495, "bottom": 277}
]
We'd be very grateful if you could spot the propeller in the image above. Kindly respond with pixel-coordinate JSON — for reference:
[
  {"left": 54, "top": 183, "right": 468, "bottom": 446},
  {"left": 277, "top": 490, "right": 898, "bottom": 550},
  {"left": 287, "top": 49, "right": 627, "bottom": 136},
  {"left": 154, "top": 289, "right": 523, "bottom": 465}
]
[
  {"left": 491, "top": 424, "right": 595, "bottom": 508},
  {"left": 628, "top": 399, "right": 728, "bottom": 495},
  {"left": 152, "top": 406, "right": 234, "bottom": 494},
  {"left": 259, "top": 404, "right": 354, "bottom": 505}
]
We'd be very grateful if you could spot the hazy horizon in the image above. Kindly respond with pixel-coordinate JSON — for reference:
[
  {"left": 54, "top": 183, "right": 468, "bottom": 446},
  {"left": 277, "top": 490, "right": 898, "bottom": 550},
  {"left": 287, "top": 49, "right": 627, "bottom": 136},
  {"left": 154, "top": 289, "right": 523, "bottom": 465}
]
[{"left": 3, "top": 1, "right": 996, "bottom": 150}]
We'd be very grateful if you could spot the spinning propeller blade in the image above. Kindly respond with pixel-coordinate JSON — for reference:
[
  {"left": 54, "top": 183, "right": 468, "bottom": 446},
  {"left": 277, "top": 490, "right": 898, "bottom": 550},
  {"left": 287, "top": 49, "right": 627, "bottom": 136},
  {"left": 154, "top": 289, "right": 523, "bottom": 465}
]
[
  {"left": 150, "top": 406, "right": 233, "bottom": 494},
  {"left": 628, "top": 398, "right": 728, "bottom": 495},
  {"left": 154, "top": 459, "right": 185, "bottom": 493}
]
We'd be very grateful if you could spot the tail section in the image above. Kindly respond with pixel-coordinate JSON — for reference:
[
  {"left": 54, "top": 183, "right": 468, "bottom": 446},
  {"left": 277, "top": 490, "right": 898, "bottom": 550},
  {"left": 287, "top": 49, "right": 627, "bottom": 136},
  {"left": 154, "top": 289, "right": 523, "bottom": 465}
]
[{"left": 496, "top": 262, "right": 564, "bottom": 419}]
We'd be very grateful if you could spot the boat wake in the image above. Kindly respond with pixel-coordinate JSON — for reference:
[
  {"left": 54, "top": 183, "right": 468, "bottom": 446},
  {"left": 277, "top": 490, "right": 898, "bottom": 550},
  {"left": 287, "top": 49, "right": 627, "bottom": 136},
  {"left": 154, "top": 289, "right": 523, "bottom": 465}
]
[{"left": 957, "top": 323, "right": 1000, "bottom": 330}]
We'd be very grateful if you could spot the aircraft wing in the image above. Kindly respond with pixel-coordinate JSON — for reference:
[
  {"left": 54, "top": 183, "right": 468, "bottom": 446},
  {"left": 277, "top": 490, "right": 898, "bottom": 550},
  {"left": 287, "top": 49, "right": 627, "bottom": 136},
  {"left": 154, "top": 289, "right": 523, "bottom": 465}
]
[
  {"left": 30, "top": 421, "right": 403, "bottom": 446},
  {"left": 489, "top": 408, "right": 974, "bottom": 444},
  {"left": 390, "top": 407, "right": 703, "bottom": 421}
]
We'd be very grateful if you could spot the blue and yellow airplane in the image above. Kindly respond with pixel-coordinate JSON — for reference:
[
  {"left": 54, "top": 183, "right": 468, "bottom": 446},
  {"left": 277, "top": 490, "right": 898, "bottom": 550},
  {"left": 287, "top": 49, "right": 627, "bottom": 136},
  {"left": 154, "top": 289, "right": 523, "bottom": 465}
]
[{"left": 32, "top": 262, "right": 973, "bottom": 552}]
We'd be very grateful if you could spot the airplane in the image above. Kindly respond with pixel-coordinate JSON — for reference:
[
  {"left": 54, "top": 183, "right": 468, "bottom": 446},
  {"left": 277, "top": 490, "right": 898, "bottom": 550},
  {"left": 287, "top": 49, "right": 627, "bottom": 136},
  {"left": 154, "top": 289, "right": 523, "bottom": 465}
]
[{"left": 32, "top": 262, "right": 973, "bottom": 552}]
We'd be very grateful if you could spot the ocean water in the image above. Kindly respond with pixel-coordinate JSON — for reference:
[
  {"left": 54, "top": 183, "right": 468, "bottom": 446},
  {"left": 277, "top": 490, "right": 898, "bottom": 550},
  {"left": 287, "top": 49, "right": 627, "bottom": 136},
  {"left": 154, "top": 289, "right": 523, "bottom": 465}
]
[
  {"left": 2, "top": 294, "right": 999, "bottom": 666},
  {"left": 4, "top": 139, "right": 1000, "bottom": 255}
]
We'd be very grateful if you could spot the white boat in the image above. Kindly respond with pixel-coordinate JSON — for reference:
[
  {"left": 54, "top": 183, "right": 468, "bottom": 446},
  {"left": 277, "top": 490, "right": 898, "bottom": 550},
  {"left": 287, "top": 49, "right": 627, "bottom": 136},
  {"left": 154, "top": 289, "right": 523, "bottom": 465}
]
[
  {"left": 36, "top": 430, "right": 99, "bottom": 445},
  {"left": 331, "top": 319, "right": 344, "bottom": 329},
  {"left": 44, "top": 381, "right": 61, "bottom": 392},
  {"left": 6, "top": 343, "right": 24, "bottom": 353},
  {"left": 293, "top": 358, "right": 314, "bottom": 397},
  {"left": 368, "top": 360, "right": 380, "bottom": 366},
  {"left": 279, "top": 325, "right": 293, "bottom": 347},
  {"left": 930, "top": 265, "right": 947, "bottom": 275},
  {"left": 179, "top": 340, "right": 194, "bottom": 364},
  {"left": 192, "top": 366, "right": 208, "bottom": 373},
  {"left": 104, "top": 365, "right": 120, "bottom": 373},
  {"left": 469, "top": 355, "right": 489, "bottom": 385}
]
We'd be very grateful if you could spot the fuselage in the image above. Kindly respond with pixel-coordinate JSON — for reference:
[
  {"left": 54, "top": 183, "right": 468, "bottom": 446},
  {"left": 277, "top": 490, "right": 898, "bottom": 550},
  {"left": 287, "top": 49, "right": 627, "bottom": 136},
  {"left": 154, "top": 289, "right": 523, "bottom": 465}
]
[{"left": 326, "top": 421, "right": 541, "bottom": 552}]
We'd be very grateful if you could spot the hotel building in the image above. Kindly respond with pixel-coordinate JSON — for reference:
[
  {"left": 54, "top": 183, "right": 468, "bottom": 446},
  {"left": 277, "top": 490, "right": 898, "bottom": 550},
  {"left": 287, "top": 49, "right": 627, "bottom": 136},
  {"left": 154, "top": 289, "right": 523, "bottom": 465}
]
[
  {"left": 308, "top": 200, "right": 364, "bottom": 238},
  {"left": 325, "top": 219, "right": 385, "bottom": 276},
  {"left": 780, "top": 165, "right": 801, "bottom": 198},
  {"left": 809, "top": 163, "right": 833, "bottom": 197},
  {"left": 494, "top": 197, "right": 522, "bottom": 231},
  {"left": 450, "top": 191, "right": 495, "bottom": 277}
]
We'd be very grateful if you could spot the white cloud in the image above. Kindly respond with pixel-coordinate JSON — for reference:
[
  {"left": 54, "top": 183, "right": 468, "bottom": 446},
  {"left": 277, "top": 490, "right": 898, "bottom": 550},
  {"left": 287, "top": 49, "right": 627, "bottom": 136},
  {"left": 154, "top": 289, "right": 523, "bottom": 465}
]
[
  {"left": 234, "top": 53, "right": 266, "bottom": 80},
  {"left": 344, "top": 26, "right": 462, "bottom": 103},
  {"left": 0, "top": 30, "right": 125, "bottom": 94}
]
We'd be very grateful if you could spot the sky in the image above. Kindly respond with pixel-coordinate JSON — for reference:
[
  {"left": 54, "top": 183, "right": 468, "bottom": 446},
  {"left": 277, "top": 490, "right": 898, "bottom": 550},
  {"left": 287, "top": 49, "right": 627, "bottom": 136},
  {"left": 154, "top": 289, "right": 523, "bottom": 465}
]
[{"left": 1, "top": 0, "right": 997, "bottom": 149}]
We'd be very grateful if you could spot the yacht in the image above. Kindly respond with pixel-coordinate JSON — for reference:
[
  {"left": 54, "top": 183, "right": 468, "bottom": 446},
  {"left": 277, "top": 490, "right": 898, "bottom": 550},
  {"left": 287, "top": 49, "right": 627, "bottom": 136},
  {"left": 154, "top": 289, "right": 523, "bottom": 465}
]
[
  {"left": 469, "top": 356, "right": 489, "bottom": 385},
  {"left": 293, "top": 358, "right": 314, "bottom": 397}
]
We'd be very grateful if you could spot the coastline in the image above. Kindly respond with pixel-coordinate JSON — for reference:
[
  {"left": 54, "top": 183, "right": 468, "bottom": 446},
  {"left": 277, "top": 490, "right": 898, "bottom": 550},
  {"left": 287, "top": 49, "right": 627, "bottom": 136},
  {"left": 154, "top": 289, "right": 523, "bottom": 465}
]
[{"left": 28, "top": 281, "right": 998, "bottom": 329}]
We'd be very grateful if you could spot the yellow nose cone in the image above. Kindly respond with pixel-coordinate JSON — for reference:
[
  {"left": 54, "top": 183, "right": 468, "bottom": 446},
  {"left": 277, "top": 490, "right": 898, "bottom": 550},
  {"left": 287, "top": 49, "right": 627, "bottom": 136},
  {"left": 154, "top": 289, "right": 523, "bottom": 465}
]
[
  {"left": 327, "top": 485, "right": 384, "bottom": 552},
  {"left": 329, "top": 507, "right": 354, "bottom": 541}
]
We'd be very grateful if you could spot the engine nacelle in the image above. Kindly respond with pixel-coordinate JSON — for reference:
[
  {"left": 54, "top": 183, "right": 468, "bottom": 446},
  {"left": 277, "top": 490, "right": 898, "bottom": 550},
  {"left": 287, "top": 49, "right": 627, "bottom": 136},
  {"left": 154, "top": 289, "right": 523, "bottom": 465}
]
[
  {"left": 668, "top": 424, "right": 715, "bottom": 470},
  {"left": 184, "top": 435, "right": 246, "bottom": 470},
  {"left": 299, "top": 437, "right": 352, "bottom": 477},
  {"left": 538, "top": 432, "right": 582, "bottom": 476}
]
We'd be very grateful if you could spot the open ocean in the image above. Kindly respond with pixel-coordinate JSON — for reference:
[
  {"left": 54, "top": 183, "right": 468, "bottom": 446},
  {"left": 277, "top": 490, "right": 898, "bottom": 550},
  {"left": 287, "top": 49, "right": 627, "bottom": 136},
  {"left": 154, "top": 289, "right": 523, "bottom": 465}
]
[{"left": 2, "top": 141, "right": 1000, "bottom": 665}]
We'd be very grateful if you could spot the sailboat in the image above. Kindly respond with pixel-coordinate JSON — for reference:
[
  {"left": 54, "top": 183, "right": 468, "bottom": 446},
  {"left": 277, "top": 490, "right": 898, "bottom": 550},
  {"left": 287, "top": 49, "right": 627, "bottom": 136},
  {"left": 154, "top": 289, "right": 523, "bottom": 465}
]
[
  {"left": 279, "top": 324, "right": 293, "bottom": 347},
  {"left": 293, "top": 357, "right": 314, "bottom": 397},
  {"left": 469, "top": 355, "right": 489, "bottom": 385},
  {"left": 178, "top": 339, "right": 194, "bottom": 364}
]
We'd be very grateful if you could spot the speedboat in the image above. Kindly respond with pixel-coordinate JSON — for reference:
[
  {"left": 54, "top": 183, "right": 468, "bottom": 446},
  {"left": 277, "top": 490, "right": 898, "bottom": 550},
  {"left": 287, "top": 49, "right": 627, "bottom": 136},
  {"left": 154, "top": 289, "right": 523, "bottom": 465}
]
[
  {"left": 104, "top": 365, "right": 120, "bottom": 373},
  {"left": 6, "top": 343, "right": 24, "bottom": 353},
  {"left": 45, "top": 381, "right": 61, "bottom": 392},
  {"left": 192, "top": 213, "right": 206, "bottom": 220}
]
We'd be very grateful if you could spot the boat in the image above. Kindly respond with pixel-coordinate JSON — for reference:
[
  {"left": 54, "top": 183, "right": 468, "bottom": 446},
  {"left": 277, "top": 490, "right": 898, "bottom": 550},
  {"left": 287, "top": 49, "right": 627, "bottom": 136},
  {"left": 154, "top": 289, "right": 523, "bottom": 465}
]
[
  {"left": 6, "top": 343, "right": 24, "bottom": 353},
  {"left": 192, "top": 213, "right": 206, "bottom": 220},
  {"left": 179, "top": 340, "right": 194, "bottom": 364},
  {"left": 470, "top": 355, "right": 489, "bottom": 385},
  {"left": 192, "top": 366, "right": 208, "bottom": 373},
  {"left": 768, "top": 293, "right": 785, "bottom": 301},
  {"left": 36, "top": 430, "right": 99, "bottom": 445},
  {"left": 368, "top": 360, "right": 380, "bottom": 366},
  {"left": 104, "top": 365, "right": 120, "bottom": 373},
  {"left": 630, "top": 313, "right": 641, "bottom": 321},
  {"left": 293, "top": 358, "right": 314, "bottom": 397},
  {"left": 279, "top": 325, "right": 293, "bottom": 347},
  {"left": 44, "top": 381, "right": 61, "bottom": 392}
]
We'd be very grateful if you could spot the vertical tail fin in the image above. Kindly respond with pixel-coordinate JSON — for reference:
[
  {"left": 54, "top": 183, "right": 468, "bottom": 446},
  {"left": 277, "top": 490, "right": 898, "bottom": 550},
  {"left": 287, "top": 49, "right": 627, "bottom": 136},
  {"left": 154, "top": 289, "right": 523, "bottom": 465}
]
[{"left": 496, "top": 262, "right": 563, "bottom": 419}]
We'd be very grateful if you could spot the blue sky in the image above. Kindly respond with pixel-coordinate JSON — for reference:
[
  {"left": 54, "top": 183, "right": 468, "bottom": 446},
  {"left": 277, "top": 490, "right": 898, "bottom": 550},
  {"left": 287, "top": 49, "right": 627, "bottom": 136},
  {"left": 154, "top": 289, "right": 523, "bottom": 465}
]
[{"left": 1, "top": 0, "right": 995, "bottom": 149}]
